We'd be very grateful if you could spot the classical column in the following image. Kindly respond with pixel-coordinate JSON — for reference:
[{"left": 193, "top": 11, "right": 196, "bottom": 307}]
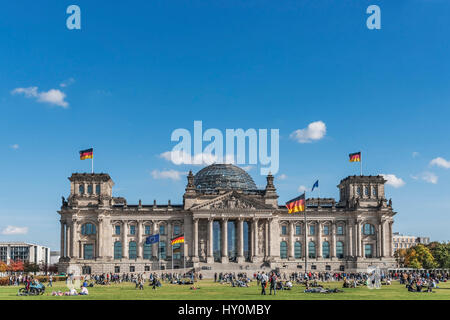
[
  {"left": 193, "top": 218, "right": 199, "bottom": 260},
  {"left": 317, "top": 222, "right": 322, "bottom": 258},
  {"left": 331, "top": 222, "right": 336, "bottom": 258},
  {"left": 96, "top": 219, "right": 102, "bottom": 259},
  {"left": 137, "top": 221, "right": 143, "bottom": 259},
  {"left": 237, "top": 218, "right": 244, "bottom": 263},
  {"left": 60, "top": 221, "right": 65, "bottom": 258},
  {"left": 152, "top": 221, "right": 158, "bottom": 259},
  {"left": 265, "top": 219, "right": 270, "bottom": 258},
  {"left": 72, "top": 220, "right": 79, "bottom": 259},
  {"left": 122, "top": 222, "right": 128, "bottom": 259},
  {"left": 304, "top": 223, "right": 308, "bottom": 259},
  {"left": 347, "top": 223, "right": 353, "bottom": 257},
  {"left": 252, "top": 219, "right": 259, "bottom": 261},
  {"left": 207, "top": 218, "right": 214, "bottom": 263},
  {"left": 67, "top": 223, "right": 72, "bottom": 258},
  {"left": 356, "top": 221, "right": 362, "bottom": 257},
  {"left": 288, "top": 221, "right": 294, "bottom": 259},
  {"left": 389, "top": 222, "right": 393, "bottom": 257},
  {"left": 221, "top": 219, "right": 228, "bottom": 263}
]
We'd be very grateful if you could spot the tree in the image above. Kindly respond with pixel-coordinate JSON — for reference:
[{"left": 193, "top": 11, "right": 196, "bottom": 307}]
[
  {"left": 428, "top": 242, "right": 450, "bottom": 268},
  {"left": 404, "top": 244, "right": 437, "bottom": 269},
  {"left": 0, "top": 261, "right": 7, "bottom": 273},
  {"left": 8, "top": 260, "right": 24, "bottom": 273},
  {"left": 394, "top": 249, "right": 408, "bottom": 267},
  {"left": 24, "top": 262, "right": 40, "bottom": 273}
]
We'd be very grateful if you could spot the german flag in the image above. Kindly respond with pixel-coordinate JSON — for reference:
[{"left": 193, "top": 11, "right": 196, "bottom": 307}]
[
  {"left": 171, "top": 235, "right": 185, "bottom": 245},
  {"left": 349, "top": 152, "right": 361, "bottom": 162},
  {"left": 285, "top": 193, "right": 305, "bottom": 214},
  {"left": 80, "top": 148, "right": 93, "bottom": 160}
]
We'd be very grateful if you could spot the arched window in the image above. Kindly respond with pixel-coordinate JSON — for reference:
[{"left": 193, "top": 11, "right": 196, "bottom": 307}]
[
  {"left": 295, "top": 225, "right": 301, "bottom": 235},
  {"left": 364, "top": 187, "right": 369, "bottom": 196},
  {"left": 322, "top": 241, "right": 330, "bottom": 258},
  {"left": 159, "top": 224, "right": 166, "bottom": 235},
  {"left": 372, "top": 187, "right": 377, "bottom": 197},
  {"left": 174, "top": 225, "right": 181, "bottom": 235},
  {"left": 281, "top": 225, "right": 287, "bottom": 235},
  {"left": 143, "top": 243, "right": 152, "bottom": 259},
  {"left": 336, "top": 241, "right": 344, "bottom": 259},
  {"left": 114, "top": 241, "right": 122, "bottom": 259},
  {"left": 323, "top": 225, "right": 329, "bottom": 235},
  {"left": 173, "top": 243, "right": 181, "bottom": 259},
  {"left": 87, "top": 184, "right": 93, "bottom": 194},
  {"left": 308, "top": 241, "right": 316, "bottom": 258},
  {"left": 363, "top": 224, "right": 375, "bottom": 235},
  {"left": 280, "top": 241, "right": 288, "bottom": 259},
  {"left": 356, "top": 187, "right": 361, "bottom": 196},
  {"left": 95, "top": 184, "right": 101, "bottom": 195},
  {"left": 79, "top": 185, "right": 84, "bottom": 194},
  {"left": 81, "top": 223, "right": 96, "bottom": 235},
  {"left": 129, "top": 241, "right": 137, "bottom": 259},
  {"left": 144, "top": 225, "right": 151, "bottom": 235},
  {"left": 294, "top": 242, "right": 302, "bottom": 259},
  {"left": 337, "top": 225, "right": 344, "bottom": 235},
  {"left": 159, "top": 242, "right": 166, "bottom": 259}
]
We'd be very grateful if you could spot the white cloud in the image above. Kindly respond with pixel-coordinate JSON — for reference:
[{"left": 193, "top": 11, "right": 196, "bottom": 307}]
[
  {"left": 151, "top": 169, "right": 187, "bottom": 181},
  {"left": 1, "top": 226, "right": 28, "bottom": 235},
  {"left": 278, "top": 174, "right": 287, "bottom": 180},
  {"left": 412, "top": 172, "right": 438, "bottom": 184},
  {"left": 298, "top": 185, "right": 307, "bottom": 193},
  {"left": 412, "top": 152, "right": 420, "bottom": 158},
  {"left": 12, "top": 86, "right": 69, "bottom": 108},
  {"left": 430, "top": 157, "right": 450, "bottom": 169},
  {"left": 381, "top": 174, "right": 405, "bottom": 188},
  {"left": 290, "top": 121, "right": 326, "bottom": 143},
  {"left": 60, "top": 78, "right": 75, "bottom": 88},
  {"left": 11, "top": 144, "right": 19, "bottom": 150}
]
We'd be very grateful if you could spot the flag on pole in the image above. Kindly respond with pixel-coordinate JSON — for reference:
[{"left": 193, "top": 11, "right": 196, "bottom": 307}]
[
  {"left": 311, "top": 180, "right": 319, "bottom": 192},
  {"left": 145, "top": 234, "right": 160, "bottom": 245},
  {"left": 79, "top": 148, "right": 93, "bottom": 160},
  {"left": 285, "top": 193, "right": 306, "bottom": 213},
  {"left": 171, "top": 235, "right": 185, "bottom": 245},
  {"left": 349, "top": 152, "right": 361, "bottom": 162}
]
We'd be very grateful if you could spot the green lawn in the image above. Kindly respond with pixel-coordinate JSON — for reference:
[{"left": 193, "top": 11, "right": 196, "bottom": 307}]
[{"left": 1, "top": 280, "right": 449, "bottom": 300}]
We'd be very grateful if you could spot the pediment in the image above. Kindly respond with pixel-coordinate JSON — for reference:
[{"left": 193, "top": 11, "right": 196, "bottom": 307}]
[{"left": 191, "top": 191, "right": 272, "bottom": 211}]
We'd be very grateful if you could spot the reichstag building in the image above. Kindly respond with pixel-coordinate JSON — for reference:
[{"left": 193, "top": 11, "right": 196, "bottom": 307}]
[{"left": 58, "top": 164, "right": 396, "bottom": 275}]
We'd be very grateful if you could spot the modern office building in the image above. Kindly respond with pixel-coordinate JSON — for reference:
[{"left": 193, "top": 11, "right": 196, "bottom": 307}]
[{"left": 0, "top": 242, "right": 50, "bottom": 265}]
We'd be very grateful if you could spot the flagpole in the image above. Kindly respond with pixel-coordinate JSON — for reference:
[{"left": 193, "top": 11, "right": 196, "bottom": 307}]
[
  {"left": 304, "top": 191, "right": 307, "bottom": 275},
  {"left": 360, "top": 151, "right": 362, "bottom": 176},
  {"left": 171, "top": 232, "right": 174, "bottom": 272},
  {"left": 92, "top": 156, "right": 94, "bottom": 174}
]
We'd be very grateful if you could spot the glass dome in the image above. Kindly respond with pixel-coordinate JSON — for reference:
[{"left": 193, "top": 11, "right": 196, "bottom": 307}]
[{"left": 194, "top": 164, "right": 257, "bottom": 191}]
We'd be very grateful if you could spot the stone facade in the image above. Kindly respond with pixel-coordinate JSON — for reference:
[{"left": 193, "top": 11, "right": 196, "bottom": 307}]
[{"left": 58, "top": 166, "right": 396, "bottom": 276}]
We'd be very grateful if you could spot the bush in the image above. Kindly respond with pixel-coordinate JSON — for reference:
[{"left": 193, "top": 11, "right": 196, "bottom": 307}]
[{"left": 0, "top": 277, "right": 9, "bottom": 286}]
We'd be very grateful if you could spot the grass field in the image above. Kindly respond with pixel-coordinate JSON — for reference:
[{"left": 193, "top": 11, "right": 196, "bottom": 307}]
[{"left": 1, "top": 280, "right": 449, "bottom": 300}]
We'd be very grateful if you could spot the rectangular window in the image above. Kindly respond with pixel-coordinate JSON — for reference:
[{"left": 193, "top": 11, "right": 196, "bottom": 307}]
[
  {"left": 83, "top": 244, "right": 94, "bottom": 260},
  {"left": 87, "top": 185, "right": 93, "bottom": 194},
  {"left": 311, "top": 265, "right": 317, "bottom": 270},
  {"left": 365, "top": 244, "right": 373, "bottom": 258},
  {"left": 130, "top": 225, "right": 136, "bottom": 235},
  {"left": 115, "top": 225, "right": 121, "bottom": 235},
  {"left": 129, "top": 266, "right": 135, "bottom": 273},
  {"left": 144, "top": 266, "right": 150, "bottom": 272},
  {"left": 160, "top": 225, "right": 166, "bottom": 235},
  {"left": 337, "top": 226, "right": 344, "bottom": 235},
  {"left": 114, "top": 266, "right": 120, "bottom": 273},
  {"left": 295, "top": 225, "right": 301, "bottom": 235},
  {"left": 323, "top": 225, "right": 329, "bottom": 235},
  {"left": 145, "top": 225, "right": 151, "bottom": 235},
  {"left": 96, "top": 185, "right": 101, "bottom": 195},
  {"left": 174, "top": 225, "right": 181, "bottom": 235},
  {"left": 309, "top": 225, "right": 315, "bottom": 236},
  {"left": 281, "top": 225, "right": 287, "bottom": 235}
]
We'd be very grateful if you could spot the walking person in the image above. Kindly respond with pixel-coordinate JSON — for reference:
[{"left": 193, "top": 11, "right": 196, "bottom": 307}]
[
  {"left": 269, "top": 272, "right": 277, "bottom": 296},
  {"left": 260, "top": 272, "right": 268, "bottom": 295}
]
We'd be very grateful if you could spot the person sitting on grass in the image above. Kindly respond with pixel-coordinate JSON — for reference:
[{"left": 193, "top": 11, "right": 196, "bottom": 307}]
[
  {"left": 80, "top": 286, "right": 89, "bottom": 295},
  {"left": 285, "top": 281, "right": 293, "bottom": 290}
]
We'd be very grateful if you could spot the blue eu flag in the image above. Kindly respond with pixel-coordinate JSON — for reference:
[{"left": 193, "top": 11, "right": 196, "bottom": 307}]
[
  {"left": 146, "top": 234, "right": 160, "bottom": 245},
  {"left": 312, "top": 180, "right": 319, "bottom": 192}
]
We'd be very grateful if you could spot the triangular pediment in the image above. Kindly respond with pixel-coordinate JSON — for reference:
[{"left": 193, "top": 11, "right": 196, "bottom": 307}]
[{"left": 190, "top": 191, "right": 272, "bottom": 211}]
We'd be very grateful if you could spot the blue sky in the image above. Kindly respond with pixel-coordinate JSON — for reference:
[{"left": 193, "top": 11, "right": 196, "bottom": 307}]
[{"left": 0, "top": 0, "right": 449, "bottom": 250}]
